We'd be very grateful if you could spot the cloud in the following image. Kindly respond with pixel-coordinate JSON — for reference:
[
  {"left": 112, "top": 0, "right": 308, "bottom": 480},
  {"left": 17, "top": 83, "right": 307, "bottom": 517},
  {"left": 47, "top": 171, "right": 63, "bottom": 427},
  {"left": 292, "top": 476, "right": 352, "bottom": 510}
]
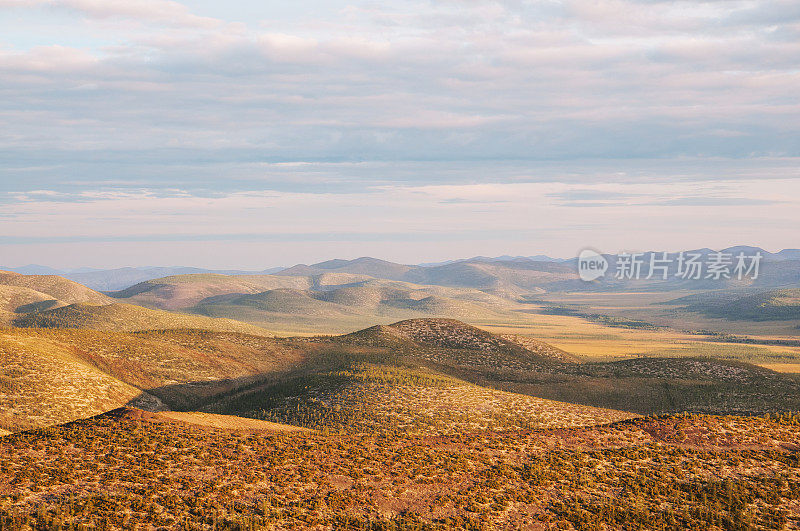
[
  {"left": 1, "top": 0, "right": 799, "bottom": 265},
  {"left": 59, "top": 0, "right": 208, "bottom": 22},
  {"left": 649, "top": 197, "right": 783, "bottom": 207},
  {"left": 2, "top": 1, "right": 799, "bottom": 160},
  {"left": 1, "top": 0, "right": 221, "bottom": 27}
]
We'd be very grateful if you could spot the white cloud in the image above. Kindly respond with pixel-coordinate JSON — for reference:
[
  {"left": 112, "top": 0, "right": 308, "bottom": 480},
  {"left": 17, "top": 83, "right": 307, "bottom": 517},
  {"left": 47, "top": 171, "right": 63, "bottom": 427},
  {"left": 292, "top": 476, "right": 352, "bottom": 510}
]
[
  {"left": 1, "top": 0, "right": 799, "bottom": 265},
  {"left": 1, "top": 0, "right": 222, "bottom": 27}
]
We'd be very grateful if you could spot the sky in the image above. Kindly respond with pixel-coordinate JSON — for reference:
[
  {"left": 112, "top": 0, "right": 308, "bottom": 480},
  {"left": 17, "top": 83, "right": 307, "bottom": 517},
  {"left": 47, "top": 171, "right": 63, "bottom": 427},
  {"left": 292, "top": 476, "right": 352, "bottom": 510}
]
[{"left": 1, "top": 0, "right": 798, "bottom": 268}]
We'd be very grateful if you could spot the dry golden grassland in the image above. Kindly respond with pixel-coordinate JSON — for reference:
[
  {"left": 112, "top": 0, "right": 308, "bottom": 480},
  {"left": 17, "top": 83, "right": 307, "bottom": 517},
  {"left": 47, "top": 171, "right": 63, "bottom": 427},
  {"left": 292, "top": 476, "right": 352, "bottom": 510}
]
[
  {"left": 0, "top": 327, "right": 306, "bottom": 431},
  {"left": 1, "top": 409, "right": 798, "bottom": 529},
  {"left": 476, "top": 308, "right": 800, "bottom": 371}
]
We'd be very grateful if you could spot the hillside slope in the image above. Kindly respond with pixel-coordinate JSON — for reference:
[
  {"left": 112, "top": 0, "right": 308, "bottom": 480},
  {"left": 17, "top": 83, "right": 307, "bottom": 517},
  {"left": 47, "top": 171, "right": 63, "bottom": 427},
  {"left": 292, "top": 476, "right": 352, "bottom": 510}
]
[
  {"left": 207, "top": 319, "right": 800, "bottom": 433},
  {"left": 274, "top": 256, "right": 579, "bottom": 296},
  {"left": 0, "top": 285, "right": 65, "bottom": 325},
  {"left": 4, "top": 317, "right": 800, "bottom": 436},
  {"left": 111, "top": 274, "right": 312, "bottom": 310},
  {"left": 0, "top": 273, "right": 272, "bottom": 336},
  {"left": 0, "top": 328, "right": 305, "bottom": 431},
  {"left": 205, "top": 361, "right": 634, "bottom": 435},
  {"left": 0, "top": 333, "right": 146, "bottom": 431},
  {"left": 11, "top": 302, "right": 274, "bottom": 335},
  {"left": 669, "top": 288, "right": 800, "bottom": 321},
  {"left": 113, "top": 273, "right": 519, "bottom": 334},
  {"left": 0, "top": 271, "right": 111, "bottom": 306},
  {"left": 0, "top": 272, "right": 114, "bottom": 326},
  {"left": 2, "top": 411, "right": 798, "bottom": 529}
]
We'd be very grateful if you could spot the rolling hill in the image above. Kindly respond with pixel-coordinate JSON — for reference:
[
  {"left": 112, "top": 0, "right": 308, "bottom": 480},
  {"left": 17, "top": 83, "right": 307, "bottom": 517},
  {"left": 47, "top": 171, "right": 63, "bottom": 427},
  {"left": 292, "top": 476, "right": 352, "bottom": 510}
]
[
  {"left": 113, "top": 275, "right": 520, "bottom": 334},
  {"left": 2, "top": 254, "right": 800, "bottom": 529},
  {"left": 3, "top": 320, "right": 588, "bottom": 433},
  {"left": 277, "top": 256, "right": 414, "bottom": 280},
  {"left": 206, "top": 361, "right": 634, "bottom": 435},
  {"left": 0, "top": 271, "right": 279, "bottom": 335},
  {"left": 205, "top": 320, "right": 800, "bottom": 436},
  {"left": 194, "top": 284, "right": 512, "bottom": 320},
  {"left": 0, "top": 327, "right": 306, "bottom": 431},
  {"left": 667, "top": 288, "right": 800, "bottom": 321},
  {"left": 110, "top": 274, "right": 312, "bottom": 310},
  {"left": 0, "top": 285, "right": 65, "bottom": 325},
  {"left": 274, "top": 250, "right": 800, "bottom": 296},
  {"left": 0, "top": 331, "right": 147, "bottom": 432},
  {"left": 3, "top": 316, "right": 799, "bottom": 437},
  {"left": 276, "top": 256, "right": 580, "bottom": 296},
  {"left": 0, "top": 271, "right": 111, "bottom": 306},
  {"left": 0, "top": 265, "right": 287, "bottom": 291},
  {"left": 273, "top": 251, "right": 800, "bottom": 296},
  {"left": 0, "top": 271, "right": 113, "bottom": 326},
  {"left": 333, "top": 319, "right": 800, "bottom": 416},
  {"left": 11, "top": 301, "right": 274, "bottom": 335}
]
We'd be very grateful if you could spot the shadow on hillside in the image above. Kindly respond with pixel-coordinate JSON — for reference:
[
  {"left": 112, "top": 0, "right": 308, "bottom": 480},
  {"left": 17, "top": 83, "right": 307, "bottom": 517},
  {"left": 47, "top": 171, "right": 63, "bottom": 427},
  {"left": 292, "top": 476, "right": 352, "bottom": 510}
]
[
  {"left": 124, "top": 354, "right": 800, "bottom": 420},
  {"left": 124, "top": 370, "right": 304, "bottom": 414}
]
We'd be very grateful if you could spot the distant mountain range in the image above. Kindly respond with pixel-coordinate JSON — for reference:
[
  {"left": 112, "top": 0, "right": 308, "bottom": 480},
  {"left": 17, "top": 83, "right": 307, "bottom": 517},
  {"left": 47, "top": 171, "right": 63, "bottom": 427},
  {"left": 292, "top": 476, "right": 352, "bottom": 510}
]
[
  {"left": 0, "top": 265, "right": 285, "bottom": 291},
  {"left": 3, "top": 246, "right": 798, "bottom": 292}
]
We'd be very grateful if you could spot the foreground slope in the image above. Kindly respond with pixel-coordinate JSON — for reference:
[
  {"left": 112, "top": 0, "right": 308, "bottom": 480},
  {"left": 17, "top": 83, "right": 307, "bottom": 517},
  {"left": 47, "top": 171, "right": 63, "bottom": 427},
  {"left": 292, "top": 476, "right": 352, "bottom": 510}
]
[
  {"left": 1, "top": 410, "right": 798, "bottom": 529},
  {"left": 0, "top": 328, "right": 305, "bottom": 431},
  {"left": 0, "top": 333, "right": 145, "bottom": 432}
]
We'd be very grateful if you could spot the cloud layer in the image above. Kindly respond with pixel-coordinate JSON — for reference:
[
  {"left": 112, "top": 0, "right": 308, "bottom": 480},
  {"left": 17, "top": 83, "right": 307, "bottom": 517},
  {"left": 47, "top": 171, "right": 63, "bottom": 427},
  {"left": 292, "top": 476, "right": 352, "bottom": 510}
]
[{"left": 1, "top": 0, "right": 798, "bottom": 266}]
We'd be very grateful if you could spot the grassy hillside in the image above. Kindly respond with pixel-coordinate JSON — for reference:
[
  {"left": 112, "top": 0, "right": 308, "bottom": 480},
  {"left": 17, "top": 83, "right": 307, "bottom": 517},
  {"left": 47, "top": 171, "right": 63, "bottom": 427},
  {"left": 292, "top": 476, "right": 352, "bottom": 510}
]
[
  {"left": 2, "top": 410, "right": 798, "bottom": 529},
  {"left": 0, "top": 273, "right": 274, "bottom": 336},
  {"left": 275, "top": 256, "right": 580, "bottom": 296},
  {"left": 0, "top": 285, "right": 63, "bottom": 326},
  {"left": 0, "top": 328, "right": 304, "bottom": 431},
  {"left": 153, "top": 410, "right": 311, "bottom": 433},
  {"left": 205, "top": 320, "right": 800, "bottom": 435},
  {"left": 207, "top": 360, "right": 633, "bottom": 435},
  {"left": 495, "top": 357, "right": 800, "bottom": 416},
  {"left": 111, "top": 273, "right": 312, "bottom": 310},
  {"left": 192, "top": 284, "right": 513, "bottom": 326},
  {"left": 0, "top": 271, "right": 111, "bottom": 306},
  {"left": 0, "top": 272, "right": 114, "bottom": 326},
  {"left": 11, "top": 302, "right": 274, "bottom": 335},
  {"left": 4, "top": 317, "right": 800, "bottom": 436},
  {"left": 113, "top": 273, "right": 520, "bottom": 334},
  {"left": 670, "top": 288, "right": 800, "bottom": 321},
  {"left": 0, "top": 332, "right": 145, "bottom": 431},
  {"left": 338, "top": 319, "right": 572, "bottom": 373}
]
